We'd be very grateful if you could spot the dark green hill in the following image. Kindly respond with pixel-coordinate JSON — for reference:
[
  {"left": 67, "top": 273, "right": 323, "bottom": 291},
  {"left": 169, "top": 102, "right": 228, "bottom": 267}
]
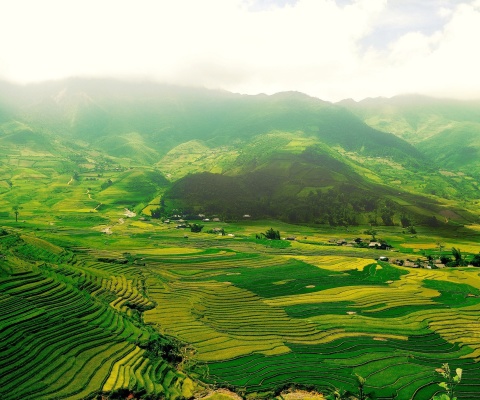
[{"left": 165, "top": 144, "right": 472, "bottom": 226}]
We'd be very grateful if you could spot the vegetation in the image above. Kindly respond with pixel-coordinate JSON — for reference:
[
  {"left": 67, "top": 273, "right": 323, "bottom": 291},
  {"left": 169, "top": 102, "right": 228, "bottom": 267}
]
[
  {"left": 12, "top": 205, "right": 20, "bottom": 222},
  {"left": 190, "top": 223, "right": 204, "bottom": 233},
  {"left": 433, "top": 364, "right": 463, "bottom": 400},
  {"left": 263, "top": 227, "right": 281, "bottom": 240},
  {"left": 0, "top": 80, "right": 480, "bottom": 399}
]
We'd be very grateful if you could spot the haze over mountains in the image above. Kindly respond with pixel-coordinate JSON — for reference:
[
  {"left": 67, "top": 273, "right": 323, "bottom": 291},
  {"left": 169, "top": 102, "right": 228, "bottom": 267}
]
[
  {"left": 341, "top": 95, "right": 480, "bottom": 174},
  {"left": 0, "top": 78, "right": 478, "bottom": 226}
]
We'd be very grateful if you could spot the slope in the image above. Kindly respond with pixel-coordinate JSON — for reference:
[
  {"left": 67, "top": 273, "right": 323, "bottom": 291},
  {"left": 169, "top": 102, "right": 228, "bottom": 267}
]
[
  {"left": 164, "top": 135, "right": 476, "bottom": 226},
  {"left": 340, "top": 95, "right": 480, "bottom": 174},
  {"left": 0, "top": 79, "right": 427, "bottom": 167}
]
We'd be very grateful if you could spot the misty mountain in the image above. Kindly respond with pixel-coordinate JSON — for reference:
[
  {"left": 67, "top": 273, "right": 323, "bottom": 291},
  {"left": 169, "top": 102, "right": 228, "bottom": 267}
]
[
  {"left": 0, "top": 79, "right": 478, "bottom": 227},
  {"left": 0, "top": 79, "right": 426, "bottom": 165},
  {"left": 339, "top": 95, "right": 480, "bottom": 174}
]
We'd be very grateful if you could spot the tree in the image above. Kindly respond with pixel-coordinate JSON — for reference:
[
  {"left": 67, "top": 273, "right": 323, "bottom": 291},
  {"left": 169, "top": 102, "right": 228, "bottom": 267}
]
[
  {"left": 400, "top": 214, "right": 411, "bottom": 228},
  {"left": 355, "top": 374, "right": 367, "bottom": 400},
  {"left": 451, "top": 247, "right": 466, "bottom": 267},
  {"left": 264, "top": 228, "right": 280, "bottom": 240},
  {"left": 12, "top": 205, "right": 20, "bottom": 222},
  {"left": 325, "top": 388, "right": 351, "bottom": 400},
  {"left": 407, "top": 226, "right": 417, "bottom": 234},
  {"left": 381, "top": 209, "right": 395, "bottom": 226},
  {"left": 150, "top": 207, "right": 164, "bottom": 219},
  {"left": 471, "top": 253, "right": 480, "bottom": 267},
  {"left": 190, "top": 223, "right": 204, "bottom": 233},
  {"left": 364, "top": 229, "right": 377, "bottom": 241},
  {"left": 440, "top": 255, "right": 452, "bottom": 265}
]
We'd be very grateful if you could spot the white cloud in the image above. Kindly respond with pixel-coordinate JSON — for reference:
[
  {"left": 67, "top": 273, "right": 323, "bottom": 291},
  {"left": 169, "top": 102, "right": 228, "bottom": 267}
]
[
  {"left": 0, "top": 0, "right": 479, "bottom": 101},
  {"left": 355, "top": 1, "right": 480, "bottom": 100}
]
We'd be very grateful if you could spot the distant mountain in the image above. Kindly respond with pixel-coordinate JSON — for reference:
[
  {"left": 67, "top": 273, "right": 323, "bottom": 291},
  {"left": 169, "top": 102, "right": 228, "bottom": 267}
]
[
  {"left": 0, "top": 79, "right": 426, "bottom": 165},
  {"left": 0, "top": 79, "right": 478, "bottom": 226},
  {"left": 339, "top": 95, "right": 480, "bottom": 174}
]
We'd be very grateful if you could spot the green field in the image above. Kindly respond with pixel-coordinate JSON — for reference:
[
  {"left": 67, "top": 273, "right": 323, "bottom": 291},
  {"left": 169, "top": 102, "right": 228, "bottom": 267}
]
[{"left": 1, "top": 214, "right": 480, "bottom": 400}]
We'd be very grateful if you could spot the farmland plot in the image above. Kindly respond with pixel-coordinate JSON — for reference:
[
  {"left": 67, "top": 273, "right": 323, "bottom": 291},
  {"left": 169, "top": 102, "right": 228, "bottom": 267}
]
[
  {"left": 142, "top": 249, "right": 480, "bottom": 399},
  {"left": 2, "top": 227, "right": 480, "bottom": 399},
  {"left": 0, "top": 232, "right": 197, "bottom": 400}
]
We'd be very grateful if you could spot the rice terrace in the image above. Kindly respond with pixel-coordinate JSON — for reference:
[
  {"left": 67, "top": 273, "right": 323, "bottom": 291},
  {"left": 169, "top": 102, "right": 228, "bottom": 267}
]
[{"left": 1, "top": 79, "right": 480, "bottom": 400}]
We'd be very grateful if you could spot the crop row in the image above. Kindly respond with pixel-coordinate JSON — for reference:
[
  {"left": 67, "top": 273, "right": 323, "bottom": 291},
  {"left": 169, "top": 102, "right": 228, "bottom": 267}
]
[
  {"left": 202, "top": 331, "right": 480, "bottom": 399},
  {"left": 0, "top": 263, "right": 190, "bottom": 399},
  {"left": 139, "top": 246, "right": 480, "bottom": 399}
]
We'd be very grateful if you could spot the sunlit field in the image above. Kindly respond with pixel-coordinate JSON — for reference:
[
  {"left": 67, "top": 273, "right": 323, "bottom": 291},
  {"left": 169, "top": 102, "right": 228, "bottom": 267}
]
[{"left": 2, "top": 211, "right": 480, "bottom": 399}]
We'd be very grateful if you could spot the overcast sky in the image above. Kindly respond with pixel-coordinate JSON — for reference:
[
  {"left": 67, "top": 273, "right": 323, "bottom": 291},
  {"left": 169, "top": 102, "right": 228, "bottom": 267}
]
[{"left": 1, "top": 0, "right": 479, "bottom": 101}]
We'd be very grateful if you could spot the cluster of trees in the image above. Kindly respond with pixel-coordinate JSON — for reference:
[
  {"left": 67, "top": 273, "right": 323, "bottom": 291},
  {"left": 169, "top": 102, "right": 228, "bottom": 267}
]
[
  {"left": 260, "top": 228, "right": 281, "bottom": 240},
  {"left": 100, "top": 178, "right": 113, "bottom": 190},
  {"left": 150, "top": 198, "right": 167, "bottom": 219},
  {"left": 138, "top": 334, "right": 183, "bottom": 365},
  {"left": 426, "top": 247, "right": 480, "bottom": 267},
  {"left": 190, "top": 223, "right": 204, "bottom": 233}
]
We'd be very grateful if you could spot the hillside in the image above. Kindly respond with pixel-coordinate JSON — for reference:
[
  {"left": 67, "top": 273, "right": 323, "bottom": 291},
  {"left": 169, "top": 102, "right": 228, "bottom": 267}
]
[
  {"left": 339, "top": 95, "right": 480, "bottom": 175},
  {"left": 165, "top": 138, "right": 477, "bottom": 226},
  {"left": 0, "top": 79, "right": 479, "bottom": 227},
  {"left": 0, "top": 79, "right": 426, "bottom": 162}
]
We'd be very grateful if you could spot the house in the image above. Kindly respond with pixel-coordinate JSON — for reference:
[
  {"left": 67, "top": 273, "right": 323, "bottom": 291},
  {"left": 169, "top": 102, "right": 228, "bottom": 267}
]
[
  {"left": 368, "top": 242, "right": 392, "bottom": 250},
  {"left": 212, "top": 217, "right": 221, "bottom": 222},
  {"left": 243, "top": 214, "right": 251, "bottom": 218},
  {"left": 404, "top": 260, "right": 420, "bottom": 268}
]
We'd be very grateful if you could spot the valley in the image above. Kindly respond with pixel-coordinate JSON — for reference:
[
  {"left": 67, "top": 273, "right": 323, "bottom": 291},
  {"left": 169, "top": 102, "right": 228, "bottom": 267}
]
[{"left": 0, "top": 79, "right": 480, "bottom": 399}]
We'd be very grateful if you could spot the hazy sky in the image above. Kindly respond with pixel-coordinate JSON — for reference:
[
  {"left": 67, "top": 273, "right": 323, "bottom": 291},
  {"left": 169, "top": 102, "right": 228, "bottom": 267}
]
[{"left": 1, "top": 0, "right": 479, "bottom": 101}]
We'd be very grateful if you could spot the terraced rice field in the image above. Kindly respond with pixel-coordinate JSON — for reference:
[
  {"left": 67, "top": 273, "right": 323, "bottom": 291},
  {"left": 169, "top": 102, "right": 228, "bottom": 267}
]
[
  {"left": 0, "top": 233, "right": 197, "bottom": 400},
  {"left": 2, "top": 227, "right": 480, "bottom": 399},
  {"left": 142, "top": 250, "right": 480, "bottom": 399}
]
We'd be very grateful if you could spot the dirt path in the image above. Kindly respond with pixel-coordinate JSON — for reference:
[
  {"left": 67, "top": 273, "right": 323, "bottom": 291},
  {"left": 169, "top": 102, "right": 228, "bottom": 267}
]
[{"left": 124, "top": 208, "right": 136, "bottom": 217}]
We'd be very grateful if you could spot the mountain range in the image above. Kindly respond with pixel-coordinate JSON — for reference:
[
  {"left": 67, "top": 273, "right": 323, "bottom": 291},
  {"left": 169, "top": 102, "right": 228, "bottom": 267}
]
[{"left": 0, "top": 78, "right": 478, "bottom": 227}]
